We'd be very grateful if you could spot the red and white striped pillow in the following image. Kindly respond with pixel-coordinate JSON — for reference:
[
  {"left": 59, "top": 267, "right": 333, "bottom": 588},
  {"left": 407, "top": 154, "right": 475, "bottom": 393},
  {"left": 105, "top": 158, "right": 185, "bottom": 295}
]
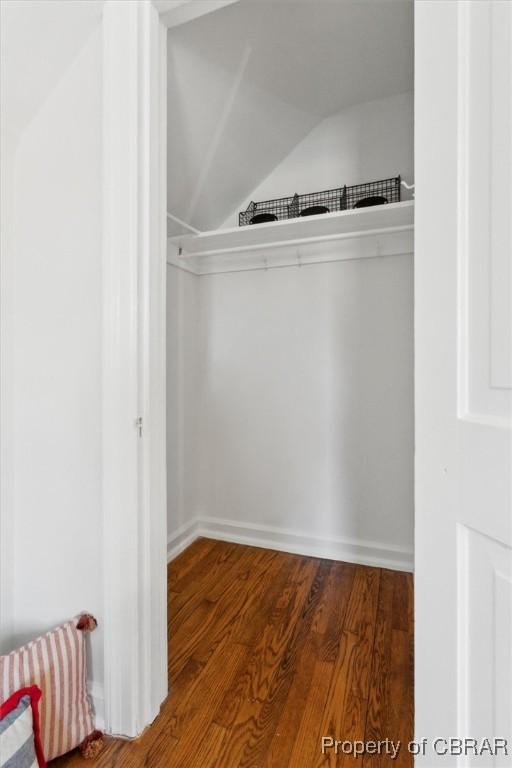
[{"left": 0, "top": 616, "right": 96, "bottom": 762}]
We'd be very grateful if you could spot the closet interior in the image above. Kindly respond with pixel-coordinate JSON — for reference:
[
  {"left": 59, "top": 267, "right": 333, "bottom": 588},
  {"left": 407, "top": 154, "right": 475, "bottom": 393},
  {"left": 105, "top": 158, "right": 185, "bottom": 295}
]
[{"left": 166, "top": 0, "right": 414, "bottom": 572}]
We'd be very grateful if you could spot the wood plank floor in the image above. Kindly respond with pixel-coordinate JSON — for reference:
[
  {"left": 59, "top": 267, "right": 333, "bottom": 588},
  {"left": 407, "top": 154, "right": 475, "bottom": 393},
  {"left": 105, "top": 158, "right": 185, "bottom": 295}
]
[{"left": 55, "top": 539, "right": 413, "bottom": 767}]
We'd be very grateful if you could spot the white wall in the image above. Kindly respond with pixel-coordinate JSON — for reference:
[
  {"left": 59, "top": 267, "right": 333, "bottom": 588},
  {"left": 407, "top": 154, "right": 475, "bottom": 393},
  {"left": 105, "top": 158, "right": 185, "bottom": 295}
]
[
  {"left": 167, "top": 90, "right": 414, "bottom": 569},
  {"left": 222, "top": 91, "right": 414, "bottom": 228},
  {"left": 1, "top": 0, "right": 104, "bottom": 717},
  {"left": 166, "top": 266, "right": 201, "bottom": 553},
  {"left": 167, "top": 252, "right": 414, "bottom": 569}
]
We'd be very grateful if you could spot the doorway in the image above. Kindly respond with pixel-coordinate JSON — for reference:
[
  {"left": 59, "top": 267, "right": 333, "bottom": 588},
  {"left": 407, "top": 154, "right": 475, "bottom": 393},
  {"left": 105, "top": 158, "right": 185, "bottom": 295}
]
[
  {"left": 98, "top": 0, "right": 512, "bottom": 764},
  {"left": 165, "top": 0, "right": 414, "bottom": 764}
]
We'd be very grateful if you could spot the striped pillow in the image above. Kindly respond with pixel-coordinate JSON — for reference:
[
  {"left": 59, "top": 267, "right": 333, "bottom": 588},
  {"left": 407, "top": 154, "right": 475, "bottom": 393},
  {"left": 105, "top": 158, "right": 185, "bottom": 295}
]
[
  {"left": 0, "top": 687, "right": 45, "bottom": 768},
  {"left": 0, "top": 617, "right": 95, "bottom": 762}
]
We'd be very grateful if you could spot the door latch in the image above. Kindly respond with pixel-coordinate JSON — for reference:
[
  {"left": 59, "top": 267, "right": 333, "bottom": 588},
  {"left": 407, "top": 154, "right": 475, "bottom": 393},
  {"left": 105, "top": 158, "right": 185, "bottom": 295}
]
[{"left": 136, "top": 416, "right": 143, "bottom": 437}]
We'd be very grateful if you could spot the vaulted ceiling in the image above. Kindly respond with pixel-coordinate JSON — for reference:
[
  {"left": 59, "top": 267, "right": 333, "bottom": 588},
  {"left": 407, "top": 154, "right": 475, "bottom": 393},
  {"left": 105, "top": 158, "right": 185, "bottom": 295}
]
[{"left": 167, "top": 0, "right": 413, "bottom": 234}]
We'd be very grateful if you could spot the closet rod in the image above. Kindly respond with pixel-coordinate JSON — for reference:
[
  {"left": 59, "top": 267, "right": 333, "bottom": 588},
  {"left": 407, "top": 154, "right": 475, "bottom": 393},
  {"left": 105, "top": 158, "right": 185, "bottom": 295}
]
[
  {"left": 177, "top": 224, "right": 413, "bottom": 260},
  {"left": 167, "top": 212, "right": 202, "bottom": 235}
]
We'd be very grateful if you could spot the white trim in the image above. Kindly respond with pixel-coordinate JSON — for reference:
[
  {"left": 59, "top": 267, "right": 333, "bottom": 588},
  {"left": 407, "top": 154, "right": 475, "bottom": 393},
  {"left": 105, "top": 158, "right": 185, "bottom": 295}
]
[
  {"left": 168, "top": 230, "right": 414, "bottom": 276},
  {"left": 88, "top": 681, "right": 105, "bottom": 733},
  {"left": 168, "top": 239, "right": 413, "bottom": 276},
  {"left": 167, "top": 519, "right": 201, "bottom": 562},
  {"left": 180, "top": 224, "right": 413, "bottom": 260},
  {"left": 171, "top": 200, "right": 413, "bottom": 254},
  {"left": 102, "top": 0, "right": 167, "bottom": 739},
  {"left": 102, "top": 0, "right": 140, "bottom": 737},
  {"left": 0, "top": 113, "right": 15, "bottom": 655},
  {"left": 168, "top": 516, "right": 414, "bottom": 573}
]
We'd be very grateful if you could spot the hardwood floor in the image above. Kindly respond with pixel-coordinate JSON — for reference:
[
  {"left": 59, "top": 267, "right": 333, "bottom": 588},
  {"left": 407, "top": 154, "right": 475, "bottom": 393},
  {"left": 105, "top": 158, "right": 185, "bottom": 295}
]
[{"left": 55, "top": 539, "right": 413, "bottom": 767}]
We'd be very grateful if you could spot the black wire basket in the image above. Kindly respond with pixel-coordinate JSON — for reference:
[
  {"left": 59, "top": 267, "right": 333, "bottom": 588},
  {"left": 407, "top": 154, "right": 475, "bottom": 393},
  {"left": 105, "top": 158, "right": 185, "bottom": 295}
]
[{"left": 239, "top": 176, "right": 401, "bottom": 226}]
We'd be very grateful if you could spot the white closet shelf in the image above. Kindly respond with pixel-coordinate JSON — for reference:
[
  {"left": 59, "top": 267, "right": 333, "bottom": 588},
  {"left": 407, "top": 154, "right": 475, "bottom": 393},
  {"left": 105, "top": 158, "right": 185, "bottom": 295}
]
[{"left": 167, "top": 200, "right": 414, "bottom": 275}]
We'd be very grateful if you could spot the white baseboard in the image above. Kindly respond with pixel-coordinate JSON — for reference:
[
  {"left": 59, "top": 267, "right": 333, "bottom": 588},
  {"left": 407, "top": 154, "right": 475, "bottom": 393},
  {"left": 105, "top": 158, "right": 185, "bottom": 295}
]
[
  {"left": 167, "top": 519, "right": 200, "bottom": 562},
  {"left": 168, "top": 515, "right": 414, "bottom": 572},
  {"left": 88, "top": 680, "right": 105, "bottom": 732}
]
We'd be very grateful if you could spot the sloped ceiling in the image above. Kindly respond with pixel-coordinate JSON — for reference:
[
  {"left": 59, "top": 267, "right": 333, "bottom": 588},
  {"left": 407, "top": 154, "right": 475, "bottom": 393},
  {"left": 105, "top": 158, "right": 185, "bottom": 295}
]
[{"left": 167, "top": 0, "right": 413, "bottom": 234}]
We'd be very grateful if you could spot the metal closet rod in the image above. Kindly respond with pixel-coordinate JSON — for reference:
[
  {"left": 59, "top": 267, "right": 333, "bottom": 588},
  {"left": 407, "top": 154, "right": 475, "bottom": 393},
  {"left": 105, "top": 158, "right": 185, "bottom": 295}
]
[
  {"left": 167, "top": 211, "right": 202, "bottom": 235},
  {"left": 178, "top": 224, "right": 412, "bottom": 260}
]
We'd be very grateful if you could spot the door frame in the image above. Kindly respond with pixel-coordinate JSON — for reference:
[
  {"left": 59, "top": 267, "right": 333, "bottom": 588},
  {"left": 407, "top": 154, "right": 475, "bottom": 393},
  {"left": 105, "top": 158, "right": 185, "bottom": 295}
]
[
  {"left": 101, "top": 0, "right": 241, "bottom": 738},
  {"left": 102, "top": 0, "right": 167, "bottom": 737},
  {"left": 103, "top": 0, "right": 512, "bottom": 748}
]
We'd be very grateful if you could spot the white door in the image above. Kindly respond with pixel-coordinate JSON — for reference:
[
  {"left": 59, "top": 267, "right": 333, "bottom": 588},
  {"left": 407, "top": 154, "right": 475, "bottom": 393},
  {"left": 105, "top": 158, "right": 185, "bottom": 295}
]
[{"left": 415, "top": 1, "right": 512, "bottom": 766}]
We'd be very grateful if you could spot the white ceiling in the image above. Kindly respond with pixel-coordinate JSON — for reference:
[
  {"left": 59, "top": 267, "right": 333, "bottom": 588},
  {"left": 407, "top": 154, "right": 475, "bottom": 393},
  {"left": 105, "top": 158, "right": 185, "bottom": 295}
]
[{"left": 167, "top": 0, "right": 413, "bottom": 234}]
